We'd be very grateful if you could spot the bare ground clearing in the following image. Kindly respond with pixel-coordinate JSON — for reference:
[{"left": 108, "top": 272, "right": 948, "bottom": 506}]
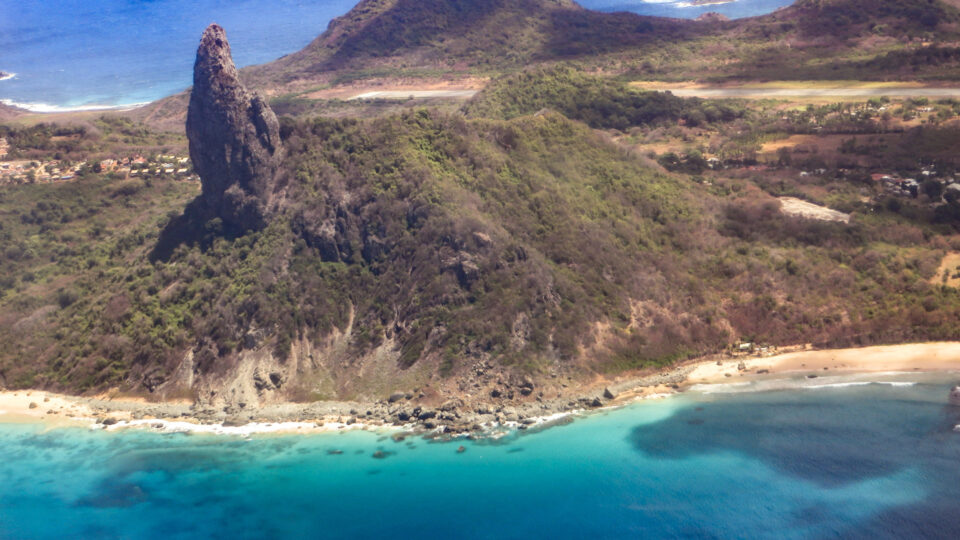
[
  {"left": 932, "top": 252, "right": 960, "bottom": 288},
  {"left": 778, "top": 197, "right": 851, "bottom": 223}
]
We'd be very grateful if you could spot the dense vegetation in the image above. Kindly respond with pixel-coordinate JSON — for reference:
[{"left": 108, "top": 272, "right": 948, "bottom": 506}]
[
  {"left": 463, "top": 66, "right": 742, "bottom": 129},
  {"left": 0, "top": 174, "right": 198, "bottom": 390},
  {"left": 4, "top": 102, "right": 960, "bottom": 397},
  {"left": 0, "top": 117, "right": 184, "bottom": 161}
]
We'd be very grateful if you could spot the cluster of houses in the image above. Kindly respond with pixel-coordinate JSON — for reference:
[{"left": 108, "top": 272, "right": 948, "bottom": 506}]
[
  {"left": 870, "top": 167, "right": 960, "bottom": 200},
  {"left": 0, "top": 151, "right": 196, "bottom": 187},
  {"left": 126, "top": 154, "right": 192, "bottom": 178},
  {"left": 0, "top": 160, "right": 83, "bottom": 185}
]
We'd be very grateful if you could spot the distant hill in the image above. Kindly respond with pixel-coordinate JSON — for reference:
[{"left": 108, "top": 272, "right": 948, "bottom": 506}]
[
  {"left": 0, "top": 101, "right": 26, "bottom": 121},
  {"left": 243, "top": 0, "right": 690, "bottom": 90},
  {"left": 243, "top": 0, "right": 960, "bottom": 94},
  {"left": 124, "top": 0, "right": 960, "bottom": 132}
]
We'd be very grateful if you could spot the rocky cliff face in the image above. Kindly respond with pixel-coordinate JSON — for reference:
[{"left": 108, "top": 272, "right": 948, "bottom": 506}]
[{"left": 186, "top": 24, "right": 283, "bottom": 231}]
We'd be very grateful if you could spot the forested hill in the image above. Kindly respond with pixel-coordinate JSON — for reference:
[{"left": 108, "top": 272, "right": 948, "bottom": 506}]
[
  {"left": 4, "top": 6, "right": 960, "bottom": 406},
  {"left": 3, "top": 59, "right": 960, "bottom": 404}
]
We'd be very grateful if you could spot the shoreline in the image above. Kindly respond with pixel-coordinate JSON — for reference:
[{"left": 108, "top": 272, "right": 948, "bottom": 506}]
[
  {"left": 0, "top": 98, "right": 149, "bottom": 114},
  {"left": 2, "top": 342, "right": 959, "bottom": 438},
  {"left": 682, "top": 341, "right": 960, "bottom": 385},
  {"left": 0, "top": 72, "right": 15, "bottom": 82}
]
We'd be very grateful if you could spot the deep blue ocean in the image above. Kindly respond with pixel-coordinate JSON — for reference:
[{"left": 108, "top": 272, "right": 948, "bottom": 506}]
[
  {"left": 0, "top": 0, "right": 794, "bottom": 111},
  {"left": 3, "top": 374, "right": 960, "bottom": 539}
]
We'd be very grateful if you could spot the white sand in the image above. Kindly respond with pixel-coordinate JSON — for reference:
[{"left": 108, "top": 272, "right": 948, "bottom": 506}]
[{"left": 686, "top": 342, "right": 960, "bottom": 384}]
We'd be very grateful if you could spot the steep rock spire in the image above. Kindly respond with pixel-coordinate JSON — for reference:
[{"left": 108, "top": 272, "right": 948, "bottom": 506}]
[{"left": 186, "top": 24, "right": 282, "bottom": 231}]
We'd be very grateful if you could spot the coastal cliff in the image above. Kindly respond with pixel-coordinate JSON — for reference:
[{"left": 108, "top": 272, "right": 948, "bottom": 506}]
[{"left": 186, "top": 24, "right": 283, "bottom": 232}]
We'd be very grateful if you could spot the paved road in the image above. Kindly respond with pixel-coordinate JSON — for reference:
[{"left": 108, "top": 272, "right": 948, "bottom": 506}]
[
  {"left": 665, "top": 87, "right": 960, "bottom": 99},
  {"left": 348, "top": 90, "right": 479, "bottom": 101}
]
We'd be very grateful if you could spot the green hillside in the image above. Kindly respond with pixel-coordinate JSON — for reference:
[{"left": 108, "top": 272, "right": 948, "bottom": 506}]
[
  {"left": 3, "top": 104, "right": 960, "bottom": 397},
  {"left": 463, "top": 66, "right": 742, "bottom": 129}
]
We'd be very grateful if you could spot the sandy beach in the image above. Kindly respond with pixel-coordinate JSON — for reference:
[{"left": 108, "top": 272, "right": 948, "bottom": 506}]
[
  {"left": 2, "top": 342, "right": 960, "bottom": 435},
  {"left": 685, "top": 342, "right": 960, "bottom": 384},
  {"left": 0, "top": 390, "right": 97, "bottom": 427}
]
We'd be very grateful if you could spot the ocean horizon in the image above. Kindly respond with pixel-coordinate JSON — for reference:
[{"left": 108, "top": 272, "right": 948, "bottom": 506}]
[
  {"left": 0, "top": 0, "right": 795, "bottom": 112},
  {"left": 2, "top": 373, "right": 960, "bottom": 539}
]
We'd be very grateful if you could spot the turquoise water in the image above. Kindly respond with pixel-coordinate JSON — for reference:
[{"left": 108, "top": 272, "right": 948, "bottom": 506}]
[
  {"left": 0, "top": 0, "right": 794, "bottom": 111},
  {"left": 2, "top": 376, "right": 960, "bottom": 539}
]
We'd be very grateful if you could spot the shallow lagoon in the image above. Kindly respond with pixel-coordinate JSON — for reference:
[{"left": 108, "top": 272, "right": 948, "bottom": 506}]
[{"left": 2, "top": 375, "right": 959, "bottom": 539}]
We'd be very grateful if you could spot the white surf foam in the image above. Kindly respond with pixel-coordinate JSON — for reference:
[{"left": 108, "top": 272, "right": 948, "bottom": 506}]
[
  {"left": 97, "top": 418, "right": 350, "bottom": 436},
  {"left": 806, "top": 382, "right": 873, "bottom": 389},
  {"left": 690, "top": 375, "right": 920, "bottom": 394},
  {"left": 807, "top": 381, "right": 917, "bottom": 389},
  {"left": 687, "top": 382, "right": 753, "bottom": 394},
  {"left": 0, "top": 98, "right": 149, "bottom": 114},
  {"left": 0, "top": 72, "right": 16, "bottom": 82}
]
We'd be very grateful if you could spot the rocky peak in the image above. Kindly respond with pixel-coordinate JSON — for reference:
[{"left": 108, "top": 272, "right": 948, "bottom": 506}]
[{"left": 186, "top": 24, "right": 283, "bottom": 231}]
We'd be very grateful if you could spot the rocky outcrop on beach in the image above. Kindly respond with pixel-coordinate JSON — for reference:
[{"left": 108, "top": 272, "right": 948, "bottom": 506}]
[
  {"left": 186, "top": 24, "right": 283, "bottom": 232},
  {"left": 949, "top": 385, "right": 960, "bottom": 406}
]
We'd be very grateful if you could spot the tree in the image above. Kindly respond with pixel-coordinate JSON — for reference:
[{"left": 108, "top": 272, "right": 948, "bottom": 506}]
[
  {"left": 776, "top": 147, "right": 792, "bottom": 167},
  {"left": 922, "top": 179, "right": 944, "bottom": 200}
]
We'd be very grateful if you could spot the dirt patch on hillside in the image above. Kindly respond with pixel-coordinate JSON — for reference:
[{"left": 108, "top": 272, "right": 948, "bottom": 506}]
[
  {"left": 778, "top": 197, "right": 850, "bottom": 223},
  {"left": 932, "top": 252, "right": 960, "bottom": 288},
  {"left": 304, "top": 77, "right": 488, "bottom": 100}
]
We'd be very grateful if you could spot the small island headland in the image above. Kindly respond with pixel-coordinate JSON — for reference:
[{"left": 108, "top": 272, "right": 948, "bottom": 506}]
[{"left": 0, "top": 71, "right": 15, "bottom": 81}]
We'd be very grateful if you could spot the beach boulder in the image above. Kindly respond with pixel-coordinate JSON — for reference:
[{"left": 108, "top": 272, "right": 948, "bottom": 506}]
[{"left": 949, "top": 385, "right": 960, "bottom": 406}]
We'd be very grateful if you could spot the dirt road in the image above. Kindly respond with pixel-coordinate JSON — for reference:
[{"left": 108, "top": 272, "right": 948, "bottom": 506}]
[
  {"left": 664, "top": 88, "right": 960, "bottom": 99},
  {"left": 348, "top": 90, "right": 479, "bottom": 100}
]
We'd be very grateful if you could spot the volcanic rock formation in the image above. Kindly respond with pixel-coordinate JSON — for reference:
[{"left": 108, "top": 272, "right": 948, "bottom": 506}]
[{"left": 186, "top": 24, "right": 283, "bottom": 231}]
